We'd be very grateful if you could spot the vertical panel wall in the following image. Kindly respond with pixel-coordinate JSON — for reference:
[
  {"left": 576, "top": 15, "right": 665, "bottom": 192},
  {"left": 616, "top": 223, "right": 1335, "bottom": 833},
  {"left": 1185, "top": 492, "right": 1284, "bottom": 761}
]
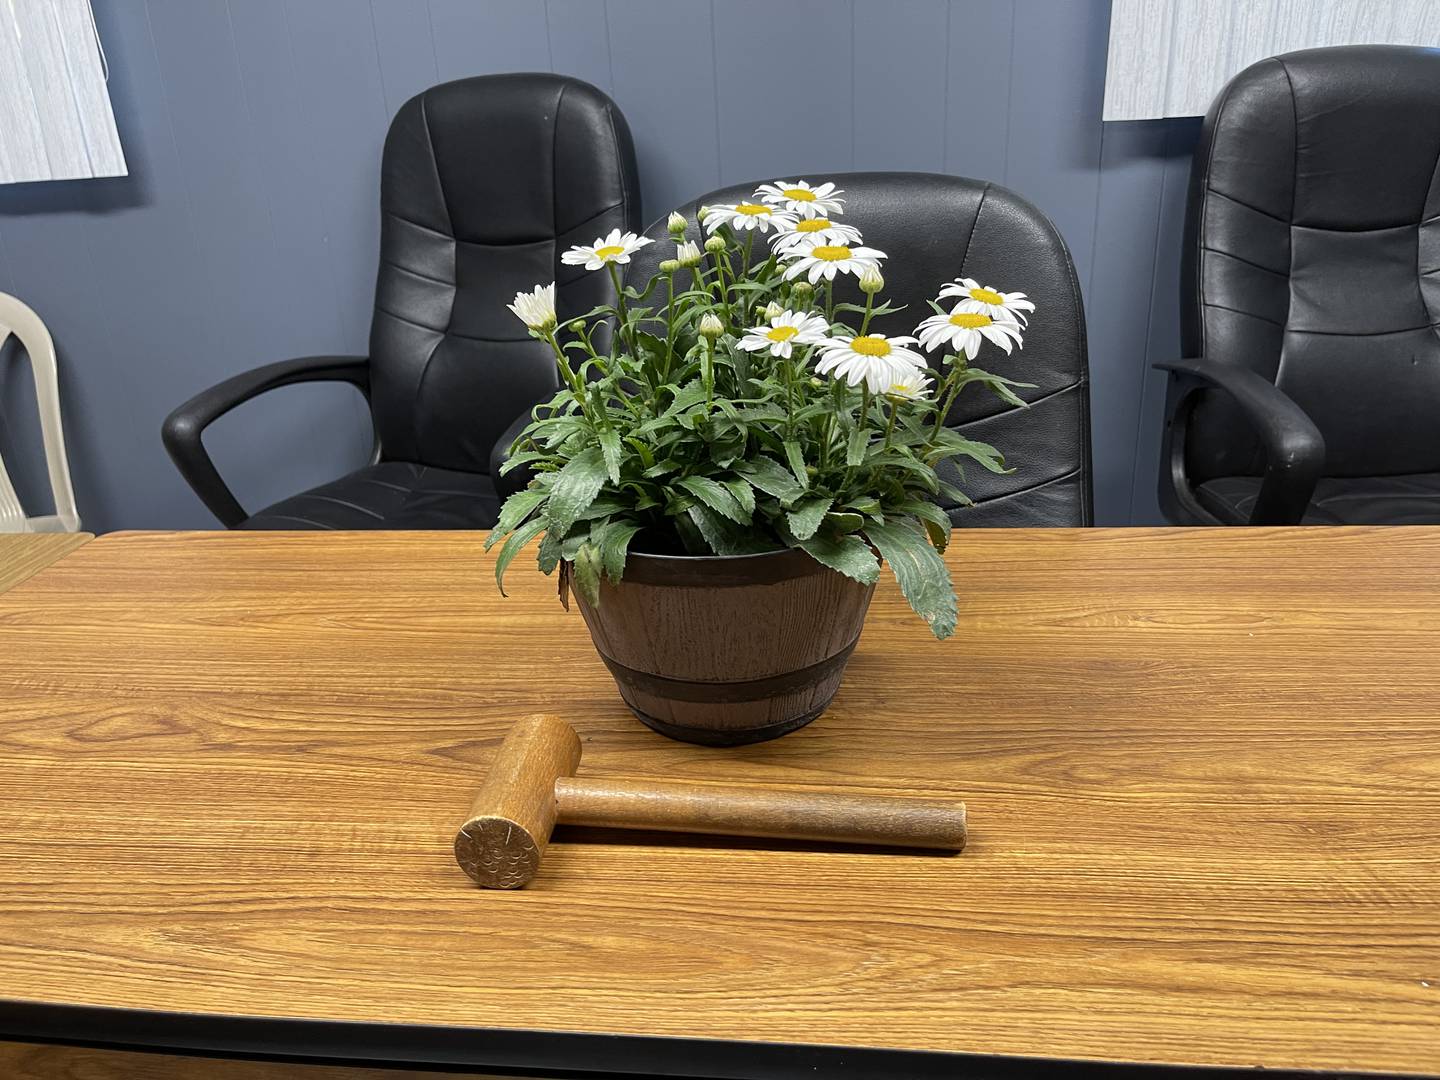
[{"left": 0, "top": 0, "right": 1200, "bottom": 531}]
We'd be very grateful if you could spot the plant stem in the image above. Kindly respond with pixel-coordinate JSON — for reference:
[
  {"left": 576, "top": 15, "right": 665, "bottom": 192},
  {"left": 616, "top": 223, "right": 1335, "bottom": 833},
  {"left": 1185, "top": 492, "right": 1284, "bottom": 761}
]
[
  {"left": 859, "top": 290, "right": 875, "bottom": 335},
  {"left": 662, "top": 268, "right": 676, "bottom": 384},
  {"left": 883, "top": 397, "right": 898, "bottom": 449},
  {"left": 606, "top": 262, "right": 634, "bottom": 363}
]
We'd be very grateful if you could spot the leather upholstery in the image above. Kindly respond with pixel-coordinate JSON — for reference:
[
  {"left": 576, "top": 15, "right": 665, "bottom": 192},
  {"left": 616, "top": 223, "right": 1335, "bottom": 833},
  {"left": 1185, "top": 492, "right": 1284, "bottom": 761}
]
[
  {"left": 1174, "top": 45, "right": 1440, "bottom": 525},
  {"left": 240, "top": 74, "right": 639, "bottom": 531},
  {"left": 1197, "top": 473, "right": 1440, "bottom": 527},
  {"left": 240, "top": 462, "right": 498, "bottom": 530},
  {"left": 625, "top": 172, "right": 1092, "bottom": 527}
]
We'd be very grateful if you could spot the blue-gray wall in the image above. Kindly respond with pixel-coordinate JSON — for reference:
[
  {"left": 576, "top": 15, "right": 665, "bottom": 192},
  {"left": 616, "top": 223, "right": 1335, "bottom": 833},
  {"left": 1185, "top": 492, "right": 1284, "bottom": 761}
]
[{"left": 0, "top": 0, "right": 1200, "bottom": 532}]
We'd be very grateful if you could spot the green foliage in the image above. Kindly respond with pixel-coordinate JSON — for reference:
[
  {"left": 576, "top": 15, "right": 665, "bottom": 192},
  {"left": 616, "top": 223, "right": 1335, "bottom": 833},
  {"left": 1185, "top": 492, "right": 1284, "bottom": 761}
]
[{"left": 484, "top": 209, "right": 1032, "bottom": 639}]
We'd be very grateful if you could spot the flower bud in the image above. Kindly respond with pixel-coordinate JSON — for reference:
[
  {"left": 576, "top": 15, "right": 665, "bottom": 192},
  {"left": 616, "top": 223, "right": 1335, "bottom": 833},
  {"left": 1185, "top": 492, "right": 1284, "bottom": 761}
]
[
  {"left": 568, "top": 319, "right": 586, "bottom": 334},
  {"left": 696, "top": 205, "right": 711, "bottom": 222},
  {"left": 675, "top": 240, "right": 702, "bottom": 267},
  {"left": 704, "top": 236, "right": 726, "bottom": 255},
  {"left": 858, "top": 266, "right": 885, "bottom": 295},
  {"left": 658, "top": 258, "right": 681, "bottom": 274},
  {"left": 791, "top": 281, "right": 814, "bottom": 302},
  {"left": 666, "top": 210, "right": 687, "bottom": 235},
  {"left": 763, "top": 300, "right": 784, "bottom": 320},
  {"left": 698, "top": 312, "right": 724, "bottom": 339}
]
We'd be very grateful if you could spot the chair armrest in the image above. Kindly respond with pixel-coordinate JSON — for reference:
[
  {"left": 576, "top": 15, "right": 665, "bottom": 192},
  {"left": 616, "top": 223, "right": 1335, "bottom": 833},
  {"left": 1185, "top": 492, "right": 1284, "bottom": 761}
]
[
  {"left": 162, "top": 355, "right": 371, "bottom": 527},
  {"left": 488, "top": 408, "right": 538, "bottom": 504},
  {"left": 1156, "top": 357, "right": 1325, "bottom": 526}
]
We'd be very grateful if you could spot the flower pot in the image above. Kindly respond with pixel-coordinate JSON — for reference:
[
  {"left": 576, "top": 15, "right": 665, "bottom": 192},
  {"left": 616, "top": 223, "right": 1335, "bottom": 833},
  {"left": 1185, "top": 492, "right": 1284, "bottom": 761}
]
[{"left": 573, "top": 547, "right": 876, "bottom": 746}]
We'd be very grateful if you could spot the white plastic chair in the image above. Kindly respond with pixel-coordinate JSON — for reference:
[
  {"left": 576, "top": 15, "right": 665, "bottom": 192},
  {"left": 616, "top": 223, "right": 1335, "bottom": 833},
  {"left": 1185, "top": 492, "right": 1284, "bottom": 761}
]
[{"left": 0, "top": 292, "right": 80, "bottom": 532}]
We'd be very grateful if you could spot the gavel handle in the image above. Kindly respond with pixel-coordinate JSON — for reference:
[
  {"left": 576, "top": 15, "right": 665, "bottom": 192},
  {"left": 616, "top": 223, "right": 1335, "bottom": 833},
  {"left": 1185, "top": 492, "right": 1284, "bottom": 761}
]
[{"left": 554, "top": 777, "right": 966, "bottom": 852}]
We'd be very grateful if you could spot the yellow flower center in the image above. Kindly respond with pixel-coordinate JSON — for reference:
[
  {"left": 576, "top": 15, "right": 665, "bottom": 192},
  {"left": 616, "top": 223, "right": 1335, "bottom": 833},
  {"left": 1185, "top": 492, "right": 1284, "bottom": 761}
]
[
  {"left": 889, "top": 382, "right": 914, "bottom": 394},
  {"left": 811, "top": 244, "right": 851, "bottom": 261},
  {"left": 735, "top": 203, "right": 770, "bottom": 216},
  {"left": 595, "top": 245, "right": 625, "bottom": 259},
  {"left": 783, "top": 187, "right": 816, "bottom": 201},
  {"left": 766, "top": 325, "right": 799, "bottom": 342},
  {"left": 795, "top": 218, "right": 832, "bottom": 233},
  {"left": 969, "top": 287, "right": 1005, "bottom": 305},
  {"left": 849, "top": 335, "right": 891, "bottom": 357},
  {"left": 949, "top": 312, "right": 993, "bottom": 328}
]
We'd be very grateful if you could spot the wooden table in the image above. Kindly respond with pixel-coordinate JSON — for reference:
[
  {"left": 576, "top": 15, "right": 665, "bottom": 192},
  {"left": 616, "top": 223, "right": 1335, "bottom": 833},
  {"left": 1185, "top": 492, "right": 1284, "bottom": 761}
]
[
  {"left": 0, "top": 528, "right": 1436, "bottom": 1079},
  {"left": 0, "top": 531, "right": 89, "bottom": 593}
]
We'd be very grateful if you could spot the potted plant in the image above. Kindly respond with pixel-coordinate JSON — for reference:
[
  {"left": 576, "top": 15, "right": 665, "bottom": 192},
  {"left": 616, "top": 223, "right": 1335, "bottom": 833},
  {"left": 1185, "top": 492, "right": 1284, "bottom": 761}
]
[{"left": 487, "top": 179, "right": 1035, "bottom": 745}]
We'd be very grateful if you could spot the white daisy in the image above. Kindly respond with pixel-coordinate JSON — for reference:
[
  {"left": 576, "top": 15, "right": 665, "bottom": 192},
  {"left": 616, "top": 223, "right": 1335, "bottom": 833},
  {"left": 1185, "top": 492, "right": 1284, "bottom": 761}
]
[
  {"left": 770, "top": 216, "right": 863, "bottom": 253},
  {"left": 506, "top": 282, "right": 556, "bottom": 332},
  {"left": 561, "top": 228, "right": 654, "bottom": 271},
  {"left": 755, "top": 179, "right": 845, "bottom": 218},
  {"left": 815, "top": 334, "right": 927, "bottom": 393},
  {"left": 937, "top": 278, "right": 1036, "bottom": 326},
  {"left": 781, "top": 238, "right": 887, "bottom": 284},
  {"left": 701, "top": 202, "right": 796, "bottom": 234},
  {"left": 736, "top": 309, "right": 830, "bottom": 359},
  {"left": 915, "top": 308, "right": 1025, "bottom": 359},
  {"left": 882, "top": 372, "right": 934, "bottom": 401}
]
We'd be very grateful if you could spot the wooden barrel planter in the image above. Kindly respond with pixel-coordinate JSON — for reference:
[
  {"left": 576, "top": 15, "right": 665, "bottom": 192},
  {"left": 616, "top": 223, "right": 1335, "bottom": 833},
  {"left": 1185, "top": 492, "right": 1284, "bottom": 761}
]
[{"left": 573, "top": 547, "right": 876, "bottom": 746}]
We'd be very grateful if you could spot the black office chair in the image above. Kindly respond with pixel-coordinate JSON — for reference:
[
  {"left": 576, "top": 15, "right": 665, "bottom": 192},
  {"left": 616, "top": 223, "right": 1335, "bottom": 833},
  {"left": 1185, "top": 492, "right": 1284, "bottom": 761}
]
[
  {"left": 619, "top": 172, "right": 1093, "bottom": 526},
  {"left": 1159, "top": 45, "right": 1440, "bottom": 526},
  {"left": 164, "top": 74, "right": 639, "bottom": 530}
]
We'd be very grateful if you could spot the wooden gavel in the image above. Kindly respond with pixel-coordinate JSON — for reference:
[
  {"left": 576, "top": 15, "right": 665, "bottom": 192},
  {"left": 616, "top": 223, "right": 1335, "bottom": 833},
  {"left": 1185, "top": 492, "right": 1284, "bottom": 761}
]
[{"left": 454, "top": 714, "right": 967, "bottom": 888}]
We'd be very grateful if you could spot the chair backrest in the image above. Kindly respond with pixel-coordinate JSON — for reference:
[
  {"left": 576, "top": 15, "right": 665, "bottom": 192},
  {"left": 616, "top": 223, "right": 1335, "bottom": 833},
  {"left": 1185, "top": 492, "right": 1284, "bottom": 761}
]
[
  {"left": 0, "top": 292, "right": 79, "bottom": 533},
  {"left": 1182, "top": 44, "right": 1440, "bottom": 482},
  {"left": 625, "top": 172, "right": 1092, "bottom": 526},
  {"left": 368, "top": 74, "right": 639, "bottom": 473}
]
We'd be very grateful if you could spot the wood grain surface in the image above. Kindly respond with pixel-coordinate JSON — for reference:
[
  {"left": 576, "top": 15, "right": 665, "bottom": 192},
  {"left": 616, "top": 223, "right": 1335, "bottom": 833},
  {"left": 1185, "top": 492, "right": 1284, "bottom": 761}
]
[
  {"left": 0, "top": 1041, "right": 517, "bottom": 1079},
  {"left": 0, "top": 528, "right": 1437, "bottom": 1074},
  {"left": 0, "top": 531, "right": 90, "bottom": 593}
]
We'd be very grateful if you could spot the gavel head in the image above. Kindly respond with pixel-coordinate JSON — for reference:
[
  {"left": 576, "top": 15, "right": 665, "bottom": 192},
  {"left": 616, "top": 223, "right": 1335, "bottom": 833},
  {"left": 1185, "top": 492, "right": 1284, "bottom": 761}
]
[{"left": 454, "top": 714, "right": 582, "bottom": 889}]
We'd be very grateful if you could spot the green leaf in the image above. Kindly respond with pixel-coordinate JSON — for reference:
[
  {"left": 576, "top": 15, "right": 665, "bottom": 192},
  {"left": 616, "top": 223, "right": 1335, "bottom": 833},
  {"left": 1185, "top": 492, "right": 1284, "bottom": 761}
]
[
  {"left": 900, "top": 498, "right": 953, "bottom": 553},
  {"left": 736, "top": 456, "right": 804, "bottom": 502},
  {"left": 865, "top": 519, "right": 957, "bottom": 640},
  {"left": 795, "top": 534, "right": 880, "bottom": 586},
  {"left": 722, "top": 478, "right": 756, "bottom": 518},
  {"left": 685, "top": 504, "right": 774, "bottom": 556},
  {"left": 938, "top": 479, "right": 975, "bottom": 507},
  {"left": 546, "top": 446, "right": 610, "bottom": 538},
  {"left": 595, "top": 521, "right": 644, "bottom": 584},
  {"left": 822, "top": 511, "right": 865, "bottom": 534},
  {"left": 598, "top": 427, "right": 624, "bottom": 484},
  {"left": 846, "top": 425, "right": 868, "bottom": 467},
  {"left": 678, "top": 475, "right": 750, "bottom": 524},
  {"left": 493, "top": 517, "right": 546, "bottom": 595},
  {"left": 571, "top": 542, "right": 605, "bottom": 608},
  {"left": 786, "top": 496, "right": 833, "bottom": 541},
  {"left": 782, "top": 439, "right": 809, "bottom": 490},
  {"left": 485, "top": 487, "right": 547, "bottom": 549}
]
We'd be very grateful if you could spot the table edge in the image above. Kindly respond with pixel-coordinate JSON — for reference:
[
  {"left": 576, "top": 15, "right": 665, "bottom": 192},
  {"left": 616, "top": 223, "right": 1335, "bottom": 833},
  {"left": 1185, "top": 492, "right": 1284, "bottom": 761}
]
[{"left": 0, "top": 1000, "right": 1429, "bottom": 1080}]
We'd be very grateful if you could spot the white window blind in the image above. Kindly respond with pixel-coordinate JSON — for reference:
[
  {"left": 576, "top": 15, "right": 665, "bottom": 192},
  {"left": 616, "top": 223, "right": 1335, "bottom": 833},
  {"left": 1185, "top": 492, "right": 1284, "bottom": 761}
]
[
  {"left": 0, "top": 0, "right": 126, "bottom": 183},
  {"left": 1103, "top": 0, "right": 1440, "bottom": 121}
]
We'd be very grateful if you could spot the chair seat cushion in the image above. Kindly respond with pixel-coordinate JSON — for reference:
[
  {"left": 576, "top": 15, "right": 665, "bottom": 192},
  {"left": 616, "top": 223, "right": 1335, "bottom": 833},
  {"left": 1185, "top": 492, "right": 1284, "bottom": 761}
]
[
  {"left": 1196, "top": 474, "right": 1440, "bottom": 525},
  {"left": 239, "top": 462, "right": 499, "bottom": 530}
]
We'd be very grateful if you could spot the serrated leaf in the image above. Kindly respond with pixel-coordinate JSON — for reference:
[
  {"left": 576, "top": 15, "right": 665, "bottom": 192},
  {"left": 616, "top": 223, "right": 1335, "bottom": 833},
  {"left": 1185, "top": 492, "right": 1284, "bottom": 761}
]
[
  {"left": 786, "top": 496, "right": 832, "bottom": 541},
  {"left": 598, "top": 428, "right": 624, "bottom": 484},
  {"left": 485, "top": 487, "right": 548, "bottom": 549},
  {"left": 823, "top": 511, "right": 865, "bottom": 534},
  {"left": 736, "top": 456, "right": 804, "bottom": 502},
  {"left": 571, "top": 542, "right": 605, "bottom": 608},
  {"left": 782, "top": 439, "right": 808, "bottom": 490},
  {"left": 722, "top": 478, "right": 756, "bottom": 517},
  {"left": 846, "top": 425, "right": 868, "bottom": 467},
  {"left": 899, "top": 498, "right": 953, "bottom": 553},
  {"left": 865, "top": 519, "right": 957, "bottom": 640},
  {"left": 546, "top": 446, "right": 610, "bottom": 538},
  {"left": 795, "top": 534, "right": 880, "bottom": 586},
  {"left": 597, "top": 521, "right": 644, "bottom": 583},
  {"left": 678, "top": 475, "right": 750, "bottom": 524},
  {"left": 493, "top": 517, "right": 546, "bottom": 595},
  {"left": 684, "top": 504, "right": 773, "bottom": 555}
]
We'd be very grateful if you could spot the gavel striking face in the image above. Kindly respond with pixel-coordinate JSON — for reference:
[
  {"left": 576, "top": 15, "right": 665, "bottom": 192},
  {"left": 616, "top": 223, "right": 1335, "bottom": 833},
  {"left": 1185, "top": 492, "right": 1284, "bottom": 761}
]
[{"left": 454, "top": 714, "right": 967, "bottom": 888}]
